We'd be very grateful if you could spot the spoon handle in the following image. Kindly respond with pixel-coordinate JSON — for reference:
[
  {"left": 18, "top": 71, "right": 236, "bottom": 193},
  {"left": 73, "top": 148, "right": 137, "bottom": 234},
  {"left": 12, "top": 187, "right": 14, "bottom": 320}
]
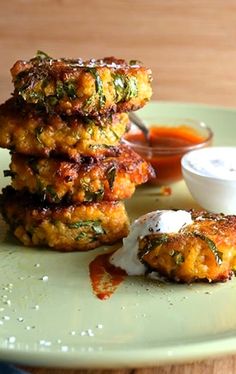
[{"left": 128, "top": 112, "right": 149, "bottom": 141}]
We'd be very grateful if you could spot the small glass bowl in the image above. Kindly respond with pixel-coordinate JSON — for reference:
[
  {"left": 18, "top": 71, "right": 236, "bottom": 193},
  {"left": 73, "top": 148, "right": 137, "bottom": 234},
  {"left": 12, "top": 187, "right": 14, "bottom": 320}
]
[{"left": 123, "top": 117, "right": 213, "bottom": 185}]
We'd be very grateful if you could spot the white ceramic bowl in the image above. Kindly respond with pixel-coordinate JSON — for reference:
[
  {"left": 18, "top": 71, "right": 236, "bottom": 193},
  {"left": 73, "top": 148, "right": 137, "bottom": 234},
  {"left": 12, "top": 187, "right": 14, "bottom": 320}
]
[{"left": 181, "top": 147, "right": 236, "bottom": 214}]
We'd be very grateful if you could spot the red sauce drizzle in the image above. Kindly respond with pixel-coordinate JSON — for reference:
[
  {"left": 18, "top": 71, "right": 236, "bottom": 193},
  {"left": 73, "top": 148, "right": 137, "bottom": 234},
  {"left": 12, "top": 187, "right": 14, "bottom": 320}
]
[
  {"left": 158, "top": 186, "right": 172, "bottom": 196},
  {"left": 89, "top": 251, "right": 127, "bottom": 300}
]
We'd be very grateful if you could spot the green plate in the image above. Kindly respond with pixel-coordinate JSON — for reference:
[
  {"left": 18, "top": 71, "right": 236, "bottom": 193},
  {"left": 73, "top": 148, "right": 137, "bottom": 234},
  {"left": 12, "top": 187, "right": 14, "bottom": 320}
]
[{"left": 0, "top": 101, "right": 236, "bottom": 369}]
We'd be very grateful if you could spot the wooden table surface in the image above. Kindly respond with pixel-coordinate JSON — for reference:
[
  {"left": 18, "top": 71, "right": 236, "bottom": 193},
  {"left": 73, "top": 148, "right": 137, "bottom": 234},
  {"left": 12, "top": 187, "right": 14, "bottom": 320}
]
[{"left": 1, "top": 1, "right": 236, "bottom": 373}]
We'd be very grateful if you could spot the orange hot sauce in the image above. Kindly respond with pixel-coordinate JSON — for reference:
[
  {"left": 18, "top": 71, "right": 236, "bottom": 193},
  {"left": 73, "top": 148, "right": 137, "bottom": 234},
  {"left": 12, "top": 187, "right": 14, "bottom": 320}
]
[
  {"left": 89, "top": 251, "right": 127, "bottom": 300},
  {"left": 125, "top": 125, "right": 207, "bottom": 185}
]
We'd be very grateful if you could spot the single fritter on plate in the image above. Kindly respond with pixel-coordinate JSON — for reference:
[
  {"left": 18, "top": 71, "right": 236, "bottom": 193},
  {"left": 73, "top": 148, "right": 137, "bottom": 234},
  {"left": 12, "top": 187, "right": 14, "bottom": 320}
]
[
  {"left": 11, "top": 52, "right": 152, "bottom": 116},
  {"left": 8, "top": 145, "right": 155, "bottom": 203},
  {"left": 138, "top": 211, "right": 236, "bottom": 283},
  {"left": 0, "top": 186, "right": 129, "bottom": 251},
  {"left": 0, "top": 99, "right": 129, "bottom": 161}
]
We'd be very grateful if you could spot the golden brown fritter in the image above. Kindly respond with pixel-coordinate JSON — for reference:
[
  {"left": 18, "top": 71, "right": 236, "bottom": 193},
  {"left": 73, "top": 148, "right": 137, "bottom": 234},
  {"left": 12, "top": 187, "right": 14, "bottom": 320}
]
[
  {"left": 1, "top": 186, "right": 129, "bottom": 252},
  {"left": 0, "top": 99, "right": 129, "bottom": 161},
  {"left": 138, "top": 211, "right": 236, "bottom": 283},
  {"left": 8, "top": 145, "right": 155, "bottom": 203},
  {"left": 11, "top": 52, "right": 152, "bottom": 116}
]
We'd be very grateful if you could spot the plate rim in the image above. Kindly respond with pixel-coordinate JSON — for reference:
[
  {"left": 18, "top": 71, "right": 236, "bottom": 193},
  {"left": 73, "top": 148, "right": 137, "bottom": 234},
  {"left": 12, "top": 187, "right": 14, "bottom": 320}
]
[
  {"left": 1, "top": 100, "right": 236, "bottom": 368},
  {"left": 2, "top": 334, "right": 236, "bottom": 368}
]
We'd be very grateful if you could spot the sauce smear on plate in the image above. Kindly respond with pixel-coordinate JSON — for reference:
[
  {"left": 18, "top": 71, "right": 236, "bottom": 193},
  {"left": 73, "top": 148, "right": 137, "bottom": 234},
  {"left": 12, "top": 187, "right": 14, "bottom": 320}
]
[{"left": 89, "top": 252, "right": 127, "bottom": 300}]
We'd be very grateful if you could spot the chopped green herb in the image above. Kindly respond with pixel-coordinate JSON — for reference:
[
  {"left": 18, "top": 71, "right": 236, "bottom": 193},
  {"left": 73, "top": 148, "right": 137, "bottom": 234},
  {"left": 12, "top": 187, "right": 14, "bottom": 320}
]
[
  {"left": 75, "top": 232, "right": 88, "bottom": 241},
  {"left": 89, "top": 144, "right": 111, "bottom": 150},
  {"left": 68, "top": 219, "right": 104, "bottom": 235},
  {"left": 24, "top": 90, "right": 44, "bottom": 103},
  {"left": 80, "top": 178, "right": 90, "bottom": 190},
  {"left": 84, "top": 189, "right": 104, "bottom": 202},
  {"left": 113, "top": 74, "right": 138, "bottom": 101},
  {"left": 87, "top": 126, "right": 94, "bottom": 136},
  {"left": 83, "top": 95, "right": 95, "bottom": 111},
  {"left": 85, "top": 68, "right": 105, "bottom": 108},
  {"left": 47, "top": 96, "right": 58, "bottom": 106},
  {"left": 129, "top": 59, "right": 142, "bottom": 66},
  {"left": 110, "top": 128, "right": 120, "bottom": 140},
  {"left": 69, "top": 220, "right": 96, "bottom": 228},
  {"left": 106, "top": 165, "right": 116, "bottom": 189},
  {"left": 85, "top": 123, "right": 94, "bottom": 136},
  {"left": 55, "top": 80, "right": 77, "bottom": 100},
  {"left": 171, "top": 251, "right": 185, "bottom": 266},
  {"left": 138, "top": 234, "right": 169, "bottom": 260},
  {"left": 91, "top": 222, "right": 105, "bottom": 235},
  {"left": 36, "top": 50, "right": 51, "bottom": 60},
  {"left": 45, "top": 185, "right": 60, "bottom": 203},
  {"left": 125, "top": 76, "right": 138, "bottom": 100},
  {"left": 193, "top": 232, "right": 223, "bottom": 265},
  {"left": 98, "top": 126, "right": 107, "bottom": 137},
  {"left": 64, "top": 81, "right": 77, "bottom": 99},
  {"left": 113, "top": 73, "right": 125, "bottom": 101},
  {"left": 80, "top": 177, "right": 104, "bottom": 202},
  {"left": 35, "top": 126, "right": 44, "bottom": 144},
  {"left": 56, "top": 81, "right": 65, "bottom": 98}
]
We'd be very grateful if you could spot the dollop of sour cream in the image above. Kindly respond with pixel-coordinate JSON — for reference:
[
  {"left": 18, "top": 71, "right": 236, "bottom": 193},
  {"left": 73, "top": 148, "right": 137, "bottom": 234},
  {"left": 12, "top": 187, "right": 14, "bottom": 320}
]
[{"left": 110, "top": 210, "right": 193, "bottom": 275}]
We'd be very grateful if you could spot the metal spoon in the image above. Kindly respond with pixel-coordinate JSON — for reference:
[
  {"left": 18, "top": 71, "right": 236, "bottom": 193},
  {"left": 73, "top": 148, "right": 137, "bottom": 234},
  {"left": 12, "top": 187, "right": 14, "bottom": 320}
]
[{"left": 128, "top": 112, "right": 150, "bottom": 144}]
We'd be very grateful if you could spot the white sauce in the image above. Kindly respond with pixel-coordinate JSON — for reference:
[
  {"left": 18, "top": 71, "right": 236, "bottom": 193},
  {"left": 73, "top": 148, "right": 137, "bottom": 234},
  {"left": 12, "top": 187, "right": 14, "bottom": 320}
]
[
  {"left": 184, "top": 147, "right": 236, "bottom": 180},
  {"left": 110, "top": 210, "right": 193, "bottom": 275}
]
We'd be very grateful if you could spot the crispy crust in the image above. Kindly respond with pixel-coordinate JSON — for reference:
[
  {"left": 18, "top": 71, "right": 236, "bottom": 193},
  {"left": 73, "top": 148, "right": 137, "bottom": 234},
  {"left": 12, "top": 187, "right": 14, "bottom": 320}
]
[
  {"left": 11, "top": 54, "right": 152, "bottom": 116},
  {"left": 139, "top": 211, "right": 236, "bottom": 283},
  {"left": 0, "top": 186, "right": 129, "bottom": 252},
  {"left": 9, "top": 145, "right": 155, "bottom": 203},
  {"left": 0, "top": 99, "right": 129, "bottom": 161}
]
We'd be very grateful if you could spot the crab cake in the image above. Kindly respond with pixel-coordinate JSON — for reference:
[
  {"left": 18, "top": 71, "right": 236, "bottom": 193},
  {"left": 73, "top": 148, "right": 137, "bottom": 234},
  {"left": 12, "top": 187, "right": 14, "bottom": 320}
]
[
  {"left": 8, "top": 146, "right": 155, "bottom": 203},
  {"left": 138, "top": 211, "right": 236, "bottom": 283},
  {"left": 0, "top": 99, "right": 128, "bottom": 161},
  {"left": 1, "top": 186, "right": 129, "bottom": 251},
  {"left": 11, "top": 52, "right": 152, "bottom": 116}
]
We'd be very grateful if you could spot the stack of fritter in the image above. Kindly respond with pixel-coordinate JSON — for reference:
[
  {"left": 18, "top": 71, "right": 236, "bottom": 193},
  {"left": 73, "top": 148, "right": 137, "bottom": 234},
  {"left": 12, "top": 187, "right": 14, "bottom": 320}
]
[{"left": 0, "top": 52, "right": 153, "bottom": 251}]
